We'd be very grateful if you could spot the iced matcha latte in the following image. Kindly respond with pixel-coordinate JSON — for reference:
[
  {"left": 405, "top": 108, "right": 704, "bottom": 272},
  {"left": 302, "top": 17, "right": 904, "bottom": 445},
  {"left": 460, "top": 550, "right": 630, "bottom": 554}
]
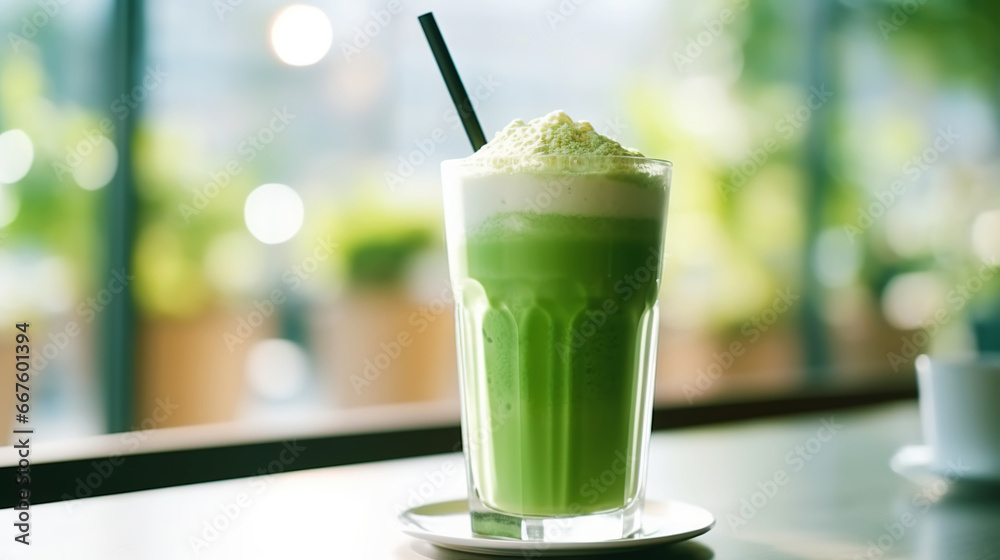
[{"left": 442, "top": 111, "right": 670, "bottom": 541}]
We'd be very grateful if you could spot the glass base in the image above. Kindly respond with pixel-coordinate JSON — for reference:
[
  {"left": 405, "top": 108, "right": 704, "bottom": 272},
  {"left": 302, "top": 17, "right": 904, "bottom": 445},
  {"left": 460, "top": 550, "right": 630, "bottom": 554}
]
[{"left": 469, "top": 495, "right": 643, "bottom": 542}]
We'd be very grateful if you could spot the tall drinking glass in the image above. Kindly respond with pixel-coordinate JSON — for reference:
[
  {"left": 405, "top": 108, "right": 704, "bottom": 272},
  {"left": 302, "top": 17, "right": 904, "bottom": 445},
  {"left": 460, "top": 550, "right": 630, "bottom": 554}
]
[{"left": 441, "top": 155, "right": 672, "bottom": 542}]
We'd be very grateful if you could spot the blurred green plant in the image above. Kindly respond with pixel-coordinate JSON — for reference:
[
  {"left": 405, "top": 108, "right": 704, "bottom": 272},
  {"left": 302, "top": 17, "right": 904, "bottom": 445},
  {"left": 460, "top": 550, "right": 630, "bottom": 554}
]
[
  {"left": 317, "top": 190, "right": 440, "bottom": 291},
  {"left": 346, "top": 230, "right": 432, "bottom": 288},
  {"left": 0, "top": 51, "right": 100, "bottom": 306},
  {"left": 131, "top": 125, "right": 256, "bottom": 318}
]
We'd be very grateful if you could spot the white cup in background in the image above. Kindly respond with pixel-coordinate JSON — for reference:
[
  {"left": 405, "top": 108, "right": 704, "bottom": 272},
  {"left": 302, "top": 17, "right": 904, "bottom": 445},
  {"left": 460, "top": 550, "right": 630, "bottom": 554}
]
[{"left": 916, "top": 354, "right": 1000, "bottom": 481}]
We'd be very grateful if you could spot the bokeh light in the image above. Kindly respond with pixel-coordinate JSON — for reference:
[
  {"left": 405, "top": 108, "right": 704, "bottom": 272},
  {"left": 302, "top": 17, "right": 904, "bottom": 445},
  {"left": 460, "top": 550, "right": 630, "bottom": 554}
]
[
  {"left": 203, "top": 232, "right": 266, "bottom": 295},
  {"left": 244, "top": 183, "right": 304, "bottom": 244},
  {"left": 814, "top": 229, "right": 860, "bottom": 287},
  {"left": 971, "top": 209, "right": 1000, "bottom": 262},
  {"left": 885, "top": 203, "right": 930, "bottom": 258},
  {"left": 0, "top": 184, "right": 19, "bottom": 228},
  {"left": 73, "top": 136, "right": 118, "bottom": 191},
  {"left": 673, "top": 77, "right": 746, "bottom": 158},
  {"left": 270, "top": 4, "right": 333, "bottom": 67},
  {"left": 246, "top": 338, "right": 309, "bottom": 400},
  {"left": 0, "top": 129, "right": 34, "bottom": 183},
  {"left": 881, "top": 272, "right": 946, "bottom": 331},
  {"left": 35, "top": 257, "right": 73, "bottom": 314}
]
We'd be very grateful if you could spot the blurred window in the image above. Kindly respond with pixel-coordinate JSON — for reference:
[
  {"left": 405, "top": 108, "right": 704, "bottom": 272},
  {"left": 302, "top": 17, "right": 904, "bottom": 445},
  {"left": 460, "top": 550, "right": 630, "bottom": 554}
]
[{"left": 1, "top": 0, "right": 997, "bottom": 443}]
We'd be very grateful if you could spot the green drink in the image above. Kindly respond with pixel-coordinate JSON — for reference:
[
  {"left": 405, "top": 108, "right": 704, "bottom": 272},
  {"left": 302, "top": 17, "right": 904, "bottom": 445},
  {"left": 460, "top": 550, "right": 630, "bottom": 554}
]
[{"left": 442, "top": 112, "right": 671, "bottom": 542}]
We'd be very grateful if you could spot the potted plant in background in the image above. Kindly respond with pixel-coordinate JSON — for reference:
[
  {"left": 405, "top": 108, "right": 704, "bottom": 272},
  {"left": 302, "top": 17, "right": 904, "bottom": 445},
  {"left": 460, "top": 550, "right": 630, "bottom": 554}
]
[
  {"left": 626, "top": 88, "right": 806, "bottom": 401},
  {"left": 308, "top": 194, "right": 457, "bottom": 408},
  {"left": 131, "top": 127, "right": 275, "bottom": 427}
]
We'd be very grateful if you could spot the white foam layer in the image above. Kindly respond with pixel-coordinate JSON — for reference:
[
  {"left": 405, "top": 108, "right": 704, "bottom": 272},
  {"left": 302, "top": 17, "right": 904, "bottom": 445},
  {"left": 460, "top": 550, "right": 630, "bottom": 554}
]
[{"left": 443, "top": 171, "right": 667, "bottom": 231}]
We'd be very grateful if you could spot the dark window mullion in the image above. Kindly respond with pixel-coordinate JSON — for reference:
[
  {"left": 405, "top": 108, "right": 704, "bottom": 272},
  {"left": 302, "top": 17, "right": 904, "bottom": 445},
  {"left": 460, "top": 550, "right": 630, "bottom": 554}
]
[{"left": 102, "top": 0, "right": 144, "bottom": 433}]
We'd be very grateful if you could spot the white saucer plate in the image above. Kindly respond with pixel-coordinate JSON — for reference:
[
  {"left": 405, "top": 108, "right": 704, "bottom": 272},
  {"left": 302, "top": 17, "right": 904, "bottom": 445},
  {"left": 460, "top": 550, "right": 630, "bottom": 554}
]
[
  {"left": 890, "top": 444, "right": 1000, "bottom": 488},
  {"left": 398, "top": 499, "right": 715, "bottom": 557}
]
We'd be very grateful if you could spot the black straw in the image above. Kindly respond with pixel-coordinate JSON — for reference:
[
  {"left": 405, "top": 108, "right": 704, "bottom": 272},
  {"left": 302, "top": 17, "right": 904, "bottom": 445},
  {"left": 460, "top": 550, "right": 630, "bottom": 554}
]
[{"left": 418, "top": 12, "right": 487, "bottom": 152}]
